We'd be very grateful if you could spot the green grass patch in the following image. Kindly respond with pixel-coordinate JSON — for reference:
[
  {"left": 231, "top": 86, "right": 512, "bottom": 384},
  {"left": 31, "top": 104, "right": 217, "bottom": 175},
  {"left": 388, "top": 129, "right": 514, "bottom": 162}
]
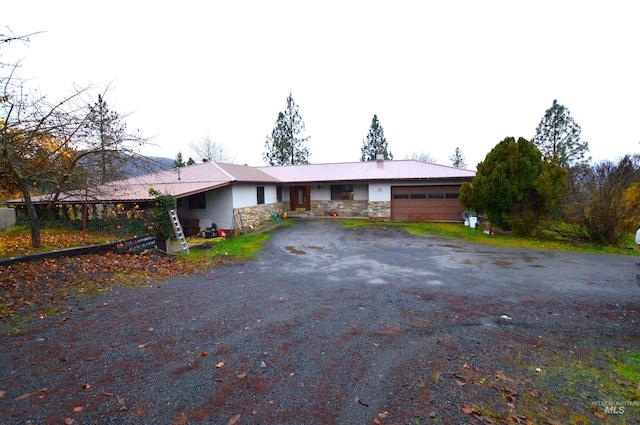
[
  {"left": 340, "top": 220, "right": 640, "bottom": 255},
  {"left": 182, "top": 229, "right": 278, "bottom": 264},
  {"left": 531, "top": 349, "right": 640, "bottom": 422},
  {"left": 612, "top": 350, "right": 640, "bottom": 385}
]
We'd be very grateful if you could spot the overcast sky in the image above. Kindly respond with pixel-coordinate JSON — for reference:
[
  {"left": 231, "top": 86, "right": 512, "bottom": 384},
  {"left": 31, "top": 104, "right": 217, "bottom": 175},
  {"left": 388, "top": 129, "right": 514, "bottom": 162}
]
[{"left": 4, "top": 1, "right": 639, "bottom": 169}]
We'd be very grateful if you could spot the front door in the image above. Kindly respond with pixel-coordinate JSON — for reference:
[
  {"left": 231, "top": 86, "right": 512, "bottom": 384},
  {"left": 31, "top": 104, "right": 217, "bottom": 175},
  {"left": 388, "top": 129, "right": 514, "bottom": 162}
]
[{"left": 290, "top": 186, "right": 310, "bottom": 211}]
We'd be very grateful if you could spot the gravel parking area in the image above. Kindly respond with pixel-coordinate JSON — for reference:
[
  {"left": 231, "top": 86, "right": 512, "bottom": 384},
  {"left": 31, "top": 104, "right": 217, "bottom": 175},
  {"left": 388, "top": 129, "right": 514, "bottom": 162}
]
[{"left": 1, "top": 220, "right": 639, "bottom": 424}]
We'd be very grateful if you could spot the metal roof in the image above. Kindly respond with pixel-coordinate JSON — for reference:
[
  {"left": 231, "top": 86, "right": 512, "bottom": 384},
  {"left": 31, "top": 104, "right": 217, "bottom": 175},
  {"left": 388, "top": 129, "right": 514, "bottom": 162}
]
[
  {"left": 7, "top": 159, "right": 475, "bottom": 205},
  {"left": 257, "top": 160, "right": 475, "bottom": 183}
]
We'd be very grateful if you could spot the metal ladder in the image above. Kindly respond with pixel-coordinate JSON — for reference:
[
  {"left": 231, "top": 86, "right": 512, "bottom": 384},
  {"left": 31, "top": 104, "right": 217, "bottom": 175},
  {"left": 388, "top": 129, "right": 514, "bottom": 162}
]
[{"left": 168, "top": 209, "right": 189, "bottom": 253}]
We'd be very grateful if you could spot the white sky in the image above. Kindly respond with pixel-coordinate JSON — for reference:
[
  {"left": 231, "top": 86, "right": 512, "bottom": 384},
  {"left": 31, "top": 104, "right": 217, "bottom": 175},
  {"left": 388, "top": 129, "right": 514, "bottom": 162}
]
[{"left": 4, "top": 1, "right": 639, "bottom": 169}]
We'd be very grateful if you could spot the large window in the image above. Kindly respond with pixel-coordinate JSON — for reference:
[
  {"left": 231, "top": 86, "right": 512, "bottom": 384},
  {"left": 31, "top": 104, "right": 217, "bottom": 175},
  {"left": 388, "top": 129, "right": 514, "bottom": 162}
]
[
  {"left": 276, "top": 186, "right": 283, "bottom": 202},
  {"left": 331, "top": 184, "right": 354, "bottom": 200},
  {"left": 187, "top": 192, "right": 206, "bottom": 209},
  {"left": 257, "top": 186, "right": 265, "bottom": 204}
]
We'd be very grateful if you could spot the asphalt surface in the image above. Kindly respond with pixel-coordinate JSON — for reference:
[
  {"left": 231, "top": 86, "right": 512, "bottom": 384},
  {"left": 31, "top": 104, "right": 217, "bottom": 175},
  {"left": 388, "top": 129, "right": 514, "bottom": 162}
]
[{"left": 1, "top": 220, "right": 639, "bottom": 424}]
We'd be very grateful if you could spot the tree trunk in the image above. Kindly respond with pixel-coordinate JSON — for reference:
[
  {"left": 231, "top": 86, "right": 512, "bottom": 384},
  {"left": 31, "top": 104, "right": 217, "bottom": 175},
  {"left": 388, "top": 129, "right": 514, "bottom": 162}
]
[{"left": 19, "top": 180, "right": 42, "bottom": 248}]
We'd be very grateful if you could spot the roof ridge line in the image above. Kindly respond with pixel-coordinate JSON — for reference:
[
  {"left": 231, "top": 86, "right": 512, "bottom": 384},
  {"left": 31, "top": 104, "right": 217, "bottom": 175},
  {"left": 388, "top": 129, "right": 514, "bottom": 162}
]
[{"left": 210, "top": 162, "right": 237, "bottom": 181}]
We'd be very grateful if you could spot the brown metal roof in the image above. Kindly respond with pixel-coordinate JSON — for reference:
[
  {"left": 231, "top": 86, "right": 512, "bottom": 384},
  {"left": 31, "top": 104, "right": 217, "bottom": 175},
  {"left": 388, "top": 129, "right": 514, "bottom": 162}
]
[
  {"left": 257, "top": 160, "right": 475, "bottom": 183},
  {"left": 215, "top": 162, "right": 281, "bottom": 183}
]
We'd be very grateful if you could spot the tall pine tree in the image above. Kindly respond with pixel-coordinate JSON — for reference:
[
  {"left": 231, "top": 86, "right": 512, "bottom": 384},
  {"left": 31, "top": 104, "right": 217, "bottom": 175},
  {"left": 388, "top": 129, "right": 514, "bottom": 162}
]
[
  {"left": 83, "top": 94, "right": 128, "bottom": 184},
  {"left": 532, "top": 99, "right": 589, "bottom": 167},
  {"left": 360, "top": 114, "right": 392, "bottom": 161},
  {"left": 263, "top": 93, "right": 310, "bottom": 165},
  {"left": 450, "top": 147, "right": 467, "bottom": 168}
]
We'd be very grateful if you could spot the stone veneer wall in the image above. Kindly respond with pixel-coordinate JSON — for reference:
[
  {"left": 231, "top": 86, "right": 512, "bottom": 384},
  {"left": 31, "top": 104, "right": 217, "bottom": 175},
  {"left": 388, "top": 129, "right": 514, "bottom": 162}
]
[
  {"left": 309, "top": 200, "right": 369, "bottom": 217},
  {"left": 365, "top": 201, "right": 391, "bottom": 221},
  {"left": 235, "top": 202, "right": 287, "bottom": 230}
]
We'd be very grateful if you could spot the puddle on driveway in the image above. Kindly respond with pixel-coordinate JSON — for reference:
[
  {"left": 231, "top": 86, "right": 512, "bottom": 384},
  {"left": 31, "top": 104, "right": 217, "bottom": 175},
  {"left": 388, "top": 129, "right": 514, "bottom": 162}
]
[
  {"left": 492, "top": 260, "right": 514, "bottom": 268},
  {"left": 285, "top": 246, "right": 306, "bottom": 255}
]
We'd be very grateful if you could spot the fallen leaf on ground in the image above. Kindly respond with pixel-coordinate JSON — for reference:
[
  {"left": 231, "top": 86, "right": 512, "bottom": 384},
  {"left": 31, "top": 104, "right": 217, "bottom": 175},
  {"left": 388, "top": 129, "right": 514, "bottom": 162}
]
[
  {"left": 378, "top": 411, "right": 389, "bottom": 418},
  {"left": 227, "top": 414, "right": 241, "bottom": 425},
  {"left": 260, "top": 361, "right": 266, "bottom": 368},
  {"left": 200, "top": 351, "right": 208, "bottom": 356},
  {"left": 16, "top": 388, "right": 47, "bottom": 400},
  {"left": 237, "top": 372, "right": 247, "bottom": 379},
  {"left": 216, "top": 361, "right": 224, "bottom": 368},
  {"left": 64, "top": 419, "right": 76, "bottom": 425},
  {"left": 138, "top": 344, "right": 147, "bottom": 348},
  {"left": 356, "top": 397, "right": 369, "bottom": 407},
  {"left": 0, "top": 390, "right": 5, "bottom": 398},
  {"left": 116, "top": 395, "right": 127, "bottom": 411},
  {"left": 461, "top": 404, "right": 481, "bottom": 417},
  {"left": 82, "top": 383, "right": 91, "bottom": 390},
  {"left": 72, "top": 406, "right": 83, "bottom": 412}
]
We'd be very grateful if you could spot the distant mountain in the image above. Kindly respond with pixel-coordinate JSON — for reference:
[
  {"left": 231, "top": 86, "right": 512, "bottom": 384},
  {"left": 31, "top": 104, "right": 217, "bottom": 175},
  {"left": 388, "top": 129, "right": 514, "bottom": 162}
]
[{"left": 123, "top": 156, "right": 174, "bottom": 177}]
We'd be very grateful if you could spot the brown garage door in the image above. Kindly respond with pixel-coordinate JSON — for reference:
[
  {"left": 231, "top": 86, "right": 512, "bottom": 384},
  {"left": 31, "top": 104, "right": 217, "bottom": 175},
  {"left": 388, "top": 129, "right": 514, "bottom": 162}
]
[{"left": 391, "top": 185, "right": 464, "bottom": 221}]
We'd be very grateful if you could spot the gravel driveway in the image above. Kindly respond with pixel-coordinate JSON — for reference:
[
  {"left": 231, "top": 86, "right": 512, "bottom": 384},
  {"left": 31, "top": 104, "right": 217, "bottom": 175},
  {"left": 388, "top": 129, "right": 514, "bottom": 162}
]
[{"left": 1, "top": 220, "right": 639, "bottom": 424}]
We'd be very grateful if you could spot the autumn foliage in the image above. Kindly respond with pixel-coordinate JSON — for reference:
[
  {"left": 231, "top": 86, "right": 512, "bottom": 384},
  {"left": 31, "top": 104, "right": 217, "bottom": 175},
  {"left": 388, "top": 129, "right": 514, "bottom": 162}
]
[{"left": 0, "top": 229, "right": 202, "bottom": 329}]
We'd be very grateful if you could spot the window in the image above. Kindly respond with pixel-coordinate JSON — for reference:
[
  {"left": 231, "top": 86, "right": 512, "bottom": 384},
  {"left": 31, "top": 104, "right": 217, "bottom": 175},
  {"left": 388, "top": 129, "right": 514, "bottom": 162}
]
[
  {"left": 331, "top": 185, "right": 354, "bottom": 200},
  {"left": 445, "top": 193, "right": 460, "bottom": 199},
  {"left": 427, "top": 193, "right": 445, "bottom": 199},
  {"left": 393, "top": 194, "right": 409, "bottom": 199},
  {"left": 187, "top": 192, "right": 206, "bottom": 209},
  {"left": 257, "top": 186, "right": 265, "bottom": 204},
  {"left": 410, "top": 193, "right": 427, "bottom": 199},
  {"left": 276, "top": 186, "right": 283, "bottom": 202}
]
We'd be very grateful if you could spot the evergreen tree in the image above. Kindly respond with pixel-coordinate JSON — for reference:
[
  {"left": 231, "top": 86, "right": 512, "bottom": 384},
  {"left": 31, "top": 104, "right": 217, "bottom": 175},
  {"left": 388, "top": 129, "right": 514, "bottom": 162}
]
[
  {"left": 263, "top": 93, "right": 310, "bottom": 165},
  {"left": 360, "top": 114, "right": 392, "bottom": 161},
  {"left": 83, "top": 94, "right": 127, "bottom": 184},
  {"left": 173, "top": 152, "right": 186, "bottom": 168},
  {"left": 450, "top": 147, "right": 467, "bottom": 168},
  {"left": 459, "top": 137, "right": 566, "bottom": 235},
  {"left": 532, "top": 99, "right": 589, "bottom": 167}
]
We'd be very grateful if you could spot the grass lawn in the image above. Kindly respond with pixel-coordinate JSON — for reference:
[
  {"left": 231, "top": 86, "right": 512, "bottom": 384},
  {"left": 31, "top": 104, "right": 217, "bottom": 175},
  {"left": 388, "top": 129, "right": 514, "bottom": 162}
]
[{"left": 340, "top": 220, "right": 640, "bottom": 256}]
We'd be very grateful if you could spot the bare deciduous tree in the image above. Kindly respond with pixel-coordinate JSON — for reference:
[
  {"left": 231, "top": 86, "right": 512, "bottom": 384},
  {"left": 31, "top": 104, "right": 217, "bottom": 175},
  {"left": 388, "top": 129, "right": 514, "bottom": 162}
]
[
  {"left": 190, "top": 135, "right": 234, "bottom": 163},
  {"left": 406, "top": 150, "right": 438, "bottom": 163},
  {"left": 1, "top": 73, "right": 147, "bottom": 248}
]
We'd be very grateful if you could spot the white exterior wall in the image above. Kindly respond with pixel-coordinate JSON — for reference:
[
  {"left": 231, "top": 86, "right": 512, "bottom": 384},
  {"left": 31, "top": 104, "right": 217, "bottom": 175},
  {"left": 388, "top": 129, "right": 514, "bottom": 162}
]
[
  {"left": 353, "top": 184, "right": 369, "bottom": 200},
  {"left": 369, "top": 183, "right": 391, "bottom": 201},
  {"left": 176, "top": 186, "right": 234, "bottom": 230},
  {"left": 232, "top": 185, "right": 258, "bottom": 208},
  {"left": 208, "top": 187, "right": 233, "bottom": 229},
  {"left": 264, "top": 185, "right": 278, "bottom": 204},
  {"left": 310, "top": 185, "right": 331, "bottom": 200},
  {"left": 232, "top": 184, "right": 279, "bottom": 208}
]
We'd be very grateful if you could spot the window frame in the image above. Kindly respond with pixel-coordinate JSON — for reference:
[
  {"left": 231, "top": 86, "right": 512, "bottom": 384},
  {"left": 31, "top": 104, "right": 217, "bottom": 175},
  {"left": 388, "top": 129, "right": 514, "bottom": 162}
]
[
  {"left": 330, "top": 184, "right": 354, "bottom": 201},
  {"left": 257, "top": 186, "right": 265, "bottom": 205}
]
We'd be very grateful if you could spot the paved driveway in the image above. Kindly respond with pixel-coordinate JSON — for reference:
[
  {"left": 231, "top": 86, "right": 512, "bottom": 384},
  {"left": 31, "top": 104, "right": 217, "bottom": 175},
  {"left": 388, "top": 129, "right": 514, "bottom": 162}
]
[
  {"left": 1, "top": 220, "right": 639, "bottom": 424},
  {"left": 266, "top": 220, "right": 638, "bottom": 295}
]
